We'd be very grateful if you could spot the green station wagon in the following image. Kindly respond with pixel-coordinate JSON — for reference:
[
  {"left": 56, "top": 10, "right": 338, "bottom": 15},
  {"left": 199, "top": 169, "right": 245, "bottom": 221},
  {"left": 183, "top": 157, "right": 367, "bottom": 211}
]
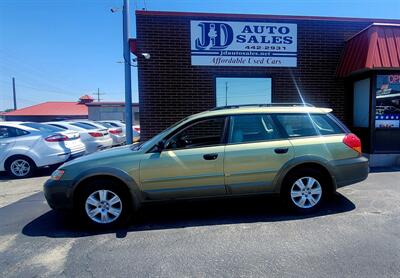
[{"left": 44, "top": 105, "right": 369, "bottom": 227}]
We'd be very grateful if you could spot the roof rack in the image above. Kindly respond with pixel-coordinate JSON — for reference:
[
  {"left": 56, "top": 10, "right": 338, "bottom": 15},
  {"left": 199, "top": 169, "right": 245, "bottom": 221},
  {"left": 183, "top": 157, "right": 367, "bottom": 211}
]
[{"left": 210, "top": 103, "right": 315, "bottom": 111}]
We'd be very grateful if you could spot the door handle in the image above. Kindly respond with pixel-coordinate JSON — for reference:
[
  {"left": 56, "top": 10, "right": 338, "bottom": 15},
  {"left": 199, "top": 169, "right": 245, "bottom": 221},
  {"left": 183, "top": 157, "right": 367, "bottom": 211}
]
[
  {"left": 274, "top": 147, "right": 289, "bottom": 154},
  {"left": 203, "top": 153, "right": 218, "bottom": 160}
]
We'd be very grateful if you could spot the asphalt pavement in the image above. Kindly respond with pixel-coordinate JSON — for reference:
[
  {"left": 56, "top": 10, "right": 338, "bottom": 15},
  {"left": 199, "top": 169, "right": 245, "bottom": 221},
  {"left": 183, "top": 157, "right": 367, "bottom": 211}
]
[{"left": 0, "top": 169, "right": 399, "bottom": 277}]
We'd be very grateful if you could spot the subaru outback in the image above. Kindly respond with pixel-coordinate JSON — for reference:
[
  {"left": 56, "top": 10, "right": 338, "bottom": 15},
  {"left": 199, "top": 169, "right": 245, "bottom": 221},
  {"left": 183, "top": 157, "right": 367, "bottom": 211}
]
[{"left": 44, "top": 105, "right": 369, "bottom": 227}]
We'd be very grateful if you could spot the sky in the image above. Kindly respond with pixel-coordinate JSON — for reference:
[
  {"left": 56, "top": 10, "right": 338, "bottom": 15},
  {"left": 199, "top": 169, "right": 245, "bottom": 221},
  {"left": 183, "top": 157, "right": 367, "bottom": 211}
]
[{"left": 1, "top": 0, "right": 400, "bottom": 111}]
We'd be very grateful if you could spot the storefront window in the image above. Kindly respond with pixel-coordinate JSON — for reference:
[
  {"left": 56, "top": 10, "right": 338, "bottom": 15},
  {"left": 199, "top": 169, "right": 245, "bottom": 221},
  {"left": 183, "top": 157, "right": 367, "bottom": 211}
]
[
  {"left": 215, "top": 77, "right": 271, "bottom": 107},
  {"left": 375, "top": 74, "right": 400, "bottom": 129}
]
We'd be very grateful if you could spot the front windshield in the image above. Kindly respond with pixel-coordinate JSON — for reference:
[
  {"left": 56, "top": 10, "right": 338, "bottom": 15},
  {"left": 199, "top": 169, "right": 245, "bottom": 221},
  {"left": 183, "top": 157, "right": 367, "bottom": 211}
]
[{"left": 131, "top": 116, "right": 189, "bottom": 151}]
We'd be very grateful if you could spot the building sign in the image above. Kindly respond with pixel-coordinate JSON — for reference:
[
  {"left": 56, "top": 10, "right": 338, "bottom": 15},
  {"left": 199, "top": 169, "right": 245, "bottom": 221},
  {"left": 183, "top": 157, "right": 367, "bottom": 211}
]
[
  {"left": 190, "top": 20, "right": 297, "bottom": 67},
  {"left": 375, "top": 75, "right": 400, "bottom": 129}
]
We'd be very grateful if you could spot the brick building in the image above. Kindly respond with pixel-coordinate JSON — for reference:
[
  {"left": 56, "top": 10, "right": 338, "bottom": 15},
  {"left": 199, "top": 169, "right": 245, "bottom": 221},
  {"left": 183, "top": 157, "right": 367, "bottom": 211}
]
[{"left": 133, "top": 11, "right": 400, "bottom": 162}]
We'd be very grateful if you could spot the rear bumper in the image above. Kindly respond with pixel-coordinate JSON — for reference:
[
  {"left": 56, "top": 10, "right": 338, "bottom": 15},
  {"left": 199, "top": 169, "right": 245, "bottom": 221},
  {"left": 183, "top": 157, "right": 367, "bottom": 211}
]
[{"left": 331, "top": 156, "right": 369, "bottom": 189}]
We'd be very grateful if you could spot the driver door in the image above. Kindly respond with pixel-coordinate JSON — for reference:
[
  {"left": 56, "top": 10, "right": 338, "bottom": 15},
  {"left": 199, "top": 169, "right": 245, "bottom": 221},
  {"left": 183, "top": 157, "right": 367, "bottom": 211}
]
[{"left": 139, "top": 117, "right": 228, "bottom": 200}]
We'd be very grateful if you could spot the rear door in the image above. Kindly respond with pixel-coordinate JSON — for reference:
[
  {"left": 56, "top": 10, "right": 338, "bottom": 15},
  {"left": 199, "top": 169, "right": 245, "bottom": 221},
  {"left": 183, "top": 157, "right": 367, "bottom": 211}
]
[{"left": 224, "top": 114, "right": 294, "bottom": 194}]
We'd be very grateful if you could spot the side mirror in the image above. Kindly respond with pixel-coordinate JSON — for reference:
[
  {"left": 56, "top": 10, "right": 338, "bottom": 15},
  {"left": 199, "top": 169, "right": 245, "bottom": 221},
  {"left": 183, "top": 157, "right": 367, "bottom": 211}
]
[{"left": 155, "top": 140, "right": 165, "bottom": 152}]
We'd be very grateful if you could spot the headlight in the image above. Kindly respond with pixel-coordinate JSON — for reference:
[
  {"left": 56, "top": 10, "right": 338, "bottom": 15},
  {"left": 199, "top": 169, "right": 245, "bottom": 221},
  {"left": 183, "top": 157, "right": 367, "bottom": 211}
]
[{"left": 51, "top": 169, "right": 65, "bottom": 181}]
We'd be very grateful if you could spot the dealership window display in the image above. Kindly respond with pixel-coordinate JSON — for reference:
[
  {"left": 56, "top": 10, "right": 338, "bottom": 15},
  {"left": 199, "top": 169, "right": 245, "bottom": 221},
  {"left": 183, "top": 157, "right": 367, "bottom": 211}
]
[{"left": 375, "top": 74, "right": 400, "bottom": 129}]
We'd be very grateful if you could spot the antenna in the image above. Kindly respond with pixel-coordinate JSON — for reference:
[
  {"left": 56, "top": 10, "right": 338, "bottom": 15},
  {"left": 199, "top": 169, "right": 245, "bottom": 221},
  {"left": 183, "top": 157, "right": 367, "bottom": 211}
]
[{"left": 95, "top": 88, "right": 106, "bottom": 102}]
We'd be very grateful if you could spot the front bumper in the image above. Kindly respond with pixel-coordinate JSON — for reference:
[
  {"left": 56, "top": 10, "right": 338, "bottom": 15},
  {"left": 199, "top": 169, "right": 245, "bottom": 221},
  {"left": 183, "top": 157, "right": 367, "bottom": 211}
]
[
  {"left": 332, "top": 156, "right": 369, "bottom": 188},
  {"left": 43, "top": 179, "right": 74, "bottom": 210}
]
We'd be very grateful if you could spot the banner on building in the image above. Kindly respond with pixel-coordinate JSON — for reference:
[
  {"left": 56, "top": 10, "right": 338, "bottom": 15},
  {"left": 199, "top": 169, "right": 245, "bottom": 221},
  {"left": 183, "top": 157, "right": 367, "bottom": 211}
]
[{"left": 190, "top": 20, "right": 297, "bottom": 67}]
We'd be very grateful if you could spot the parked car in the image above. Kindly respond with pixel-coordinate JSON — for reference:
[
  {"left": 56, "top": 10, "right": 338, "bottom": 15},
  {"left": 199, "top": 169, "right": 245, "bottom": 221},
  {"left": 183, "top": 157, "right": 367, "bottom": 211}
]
[
  {"left": 99, "top": 120, "right": 140, "bottom": 141},
  {"left": 45, "top": 121, "right": 113, "bottom": 154},
  {"left": 94, "top": 121, "right": 127, "bottom": 146},
  {"left": 0, "top": 122, "right": 85, "bottom": 178},
  {"left": 44, "top": 105, "right": 369, "bottom": 228}
]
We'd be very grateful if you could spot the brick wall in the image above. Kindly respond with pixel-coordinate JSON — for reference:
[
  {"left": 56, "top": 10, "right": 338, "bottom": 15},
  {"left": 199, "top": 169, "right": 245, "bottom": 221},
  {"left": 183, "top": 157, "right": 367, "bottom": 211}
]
[{"left": 136, "top": 11, "right": 373, "bottom": 140}]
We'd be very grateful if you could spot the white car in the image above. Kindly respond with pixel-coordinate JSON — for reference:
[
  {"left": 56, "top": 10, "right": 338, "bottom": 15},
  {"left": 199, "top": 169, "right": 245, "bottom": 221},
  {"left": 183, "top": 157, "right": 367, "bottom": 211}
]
[
  {"left": 0, "top": 122, "right": 85, "bottom": 178},
  {"left": 99, "top": 120, "right": 140, "bottom": 142},
  {"left": 75, "top": 120, "right": 126, "bottom": 146},
  {"left": 45, "top": 121, "right": 113, "bottom": 154}
]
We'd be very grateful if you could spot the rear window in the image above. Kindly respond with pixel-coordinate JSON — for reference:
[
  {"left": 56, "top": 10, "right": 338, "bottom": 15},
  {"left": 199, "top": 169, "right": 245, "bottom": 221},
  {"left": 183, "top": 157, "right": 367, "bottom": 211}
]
[
  {"left": 71, "top": 122, "right": 97, "bottom": 130},
  {"left": 97, "top": 122, "right": 113, "bottom": 128},
  {"left": 276, "top": 114, "right": 344, "bottom": 137},
  {"left": 48, "top": 124, "right": 68, "bottom": 130},
  {"left": 21, "top": 123, "right": 63, "bottom": 133}
]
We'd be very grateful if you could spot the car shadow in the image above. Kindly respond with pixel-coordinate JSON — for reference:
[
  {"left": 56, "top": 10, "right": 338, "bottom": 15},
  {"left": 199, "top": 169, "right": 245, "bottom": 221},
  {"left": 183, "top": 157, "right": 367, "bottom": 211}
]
[
  {"left": 22, "top": 193, "right": 355, "bottom": 238},
  {"left": 0, "top": 166, "right": 57, "bottom": 181}
]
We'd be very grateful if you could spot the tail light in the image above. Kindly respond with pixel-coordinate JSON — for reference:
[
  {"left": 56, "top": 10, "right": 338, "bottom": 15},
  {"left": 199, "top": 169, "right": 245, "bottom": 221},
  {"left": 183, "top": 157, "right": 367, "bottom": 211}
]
[
  {"left": 109, "top": 129, "right": 122, "bottom": 135},
  {"left": 45, "top": 134, "right": 69, "bottom": 142},
  {"left": 89, "top": 132, "right": 103, "bottom": 137},
  {"left": 343, "top": 133, "right": 362, "bottom": 155}
]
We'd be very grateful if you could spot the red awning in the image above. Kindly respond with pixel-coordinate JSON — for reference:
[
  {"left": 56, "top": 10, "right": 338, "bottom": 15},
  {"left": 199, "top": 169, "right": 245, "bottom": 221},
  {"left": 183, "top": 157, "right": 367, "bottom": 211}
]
[{"left": 337, "top": 23, "right": 400, "bottom": 77}]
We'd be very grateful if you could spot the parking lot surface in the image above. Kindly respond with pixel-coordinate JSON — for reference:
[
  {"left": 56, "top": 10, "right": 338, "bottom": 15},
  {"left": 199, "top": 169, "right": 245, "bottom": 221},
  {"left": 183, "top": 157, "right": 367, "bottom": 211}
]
[{"left": 0, "top": 170, "right": 399, "bottom": 277}]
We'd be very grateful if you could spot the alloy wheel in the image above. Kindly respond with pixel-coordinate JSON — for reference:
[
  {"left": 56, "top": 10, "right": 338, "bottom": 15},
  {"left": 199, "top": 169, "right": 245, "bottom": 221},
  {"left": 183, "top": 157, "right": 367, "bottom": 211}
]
[
  {"left": 290, "top": 177, "right": 322, "bottom": 209},
  {"left": 10, "top": 159, "right": 31, "bottom": 177},
  {"left": 85, "top": 190, "right": 123, "bottom": 224}
]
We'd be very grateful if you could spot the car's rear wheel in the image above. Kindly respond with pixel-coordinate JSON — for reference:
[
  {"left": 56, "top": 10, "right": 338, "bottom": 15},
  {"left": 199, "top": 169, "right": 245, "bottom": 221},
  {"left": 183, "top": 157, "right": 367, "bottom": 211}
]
[
  {"left": 6, "top": 156, "right": 36, "bottom": 178},
  {"left": 78, "top": 180, "right": 131, "bottom": 228},
  {"left": 282, "top": 168, "right": 326, "bottom": 213}
]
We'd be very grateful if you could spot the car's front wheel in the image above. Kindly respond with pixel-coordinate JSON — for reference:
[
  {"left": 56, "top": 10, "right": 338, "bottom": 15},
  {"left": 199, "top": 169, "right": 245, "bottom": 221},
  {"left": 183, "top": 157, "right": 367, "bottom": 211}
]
[
  {"left": 78, "top": 180, "right": 131, "bottom": 228},
  {"left": 282, "top": 168, "right": 326, "bottom": 213}
]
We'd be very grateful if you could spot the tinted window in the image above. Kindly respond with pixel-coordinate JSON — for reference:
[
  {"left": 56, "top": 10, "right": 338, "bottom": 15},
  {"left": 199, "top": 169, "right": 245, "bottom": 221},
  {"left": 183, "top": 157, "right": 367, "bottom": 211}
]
[
  {"left": 21, "top": 123, "right": 63, "bottom": 133},
  {"left": 71, "top": 122, "right": 97, "bottom": 130},
  {"left": 229, "top": 115, "right": 281, "bottom": 143},
  {"left": 0, "top": 126, "right": 29, "bottom": 139},
  {"left": 48, "top": 124, "right": 68, "bottom": 130},
  {"left": 77, "top": 122, "right": 98, "bottom": 129},
  {"left": 276, "top": 114, "right": 343, "bottom": 137},
  {"left": 98, "top": 122, "right": 113, "bottom": 128},
  {"left": 166, "top": 117, "right": 226, "bottom": 149},
  {"left": 107, "top": 122, "right": 122, "bottom": 127}
]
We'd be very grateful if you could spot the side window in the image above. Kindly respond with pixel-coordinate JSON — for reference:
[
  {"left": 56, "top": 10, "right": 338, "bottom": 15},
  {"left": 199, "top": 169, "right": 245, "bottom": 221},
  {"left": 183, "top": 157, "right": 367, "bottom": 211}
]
[
  {"left": 166, "top": 117, "right": 226, "bottom": 149},
  {"left": 0, "top": 126, "right": 28, "bottom": 139},
  {"left": 276, "top": 114, "right": 344, "bottom": 137},
  {"left": 0, "top": 126, "right": 10, "bottom": 139},
  {"left": 229, "top": 115, "right": 281, "bottom": 144}
]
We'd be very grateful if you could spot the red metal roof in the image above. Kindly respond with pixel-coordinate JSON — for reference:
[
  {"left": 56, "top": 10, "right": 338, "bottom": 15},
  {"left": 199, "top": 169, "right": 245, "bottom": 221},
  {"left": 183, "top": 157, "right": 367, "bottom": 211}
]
[
  {"left": 337, "top": 24, "right": 400, "bottom": 77},
  {"left": 4, "top": 102, "right": 88, "bottom": 116}
]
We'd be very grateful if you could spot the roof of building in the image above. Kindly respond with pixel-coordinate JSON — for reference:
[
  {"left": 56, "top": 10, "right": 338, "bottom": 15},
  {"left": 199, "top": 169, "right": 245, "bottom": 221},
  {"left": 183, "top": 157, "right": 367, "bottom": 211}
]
[
  {"left": 79, "top": 95, "right": 94, "bottom": 100},
  {"left": 136, "top": 10, "right": 400, "bottom": 24},
  {"left": 337, "top": 23, "right": 400, "bottom": 77},
  {"left": 3, "top": 102, "right": 88, "bottom": 117},
  {"left": 86, "top": 102, "right": 139, "bottom": 107}
]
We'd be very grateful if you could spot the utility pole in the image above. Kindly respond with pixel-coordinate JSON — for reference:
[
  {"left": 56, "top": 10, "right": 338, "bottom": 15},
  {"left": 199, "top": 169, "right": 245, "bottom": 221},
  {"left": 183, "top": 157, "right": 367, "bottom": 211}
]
[
  {"left": 225, "top": 81, "right": 228, "bottom": 107},
  {"left": 95, "top": 88, "right": 105, "bottom": 102},
  {"left": 123, "top": 0, "right": 133, "bottom": 144},
  {"left": 12, "top": 77, "right": 17, "bottom": 110}
]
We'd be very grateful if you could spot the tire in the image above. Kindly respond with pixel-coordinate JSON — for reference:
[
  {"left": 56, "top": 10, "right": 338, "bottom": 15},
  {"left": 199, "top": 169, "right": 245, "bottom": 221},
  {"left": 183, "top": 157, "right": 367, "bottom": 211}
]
[
  {"left": 281, "top": 168, "right": 327, "bottom": 213},
  {"left": 77, "top": 179, "right": 132, "bottom": 228},
  {"left": 5, "top": 155, "right": 36, "bottom": 179}
]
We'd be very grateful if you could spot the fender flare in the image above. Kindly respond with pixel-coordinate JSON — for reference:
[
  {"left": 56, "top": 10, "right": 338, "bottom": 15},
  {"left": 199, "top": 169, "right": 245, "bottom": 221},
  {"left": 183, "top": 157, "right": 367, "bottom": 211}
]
[
  {"left": 71, "top": 167, "right": 143, "bottom": 209},
  {"left": 272, "top": 155, "right": 337, "bottom": 193}
]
